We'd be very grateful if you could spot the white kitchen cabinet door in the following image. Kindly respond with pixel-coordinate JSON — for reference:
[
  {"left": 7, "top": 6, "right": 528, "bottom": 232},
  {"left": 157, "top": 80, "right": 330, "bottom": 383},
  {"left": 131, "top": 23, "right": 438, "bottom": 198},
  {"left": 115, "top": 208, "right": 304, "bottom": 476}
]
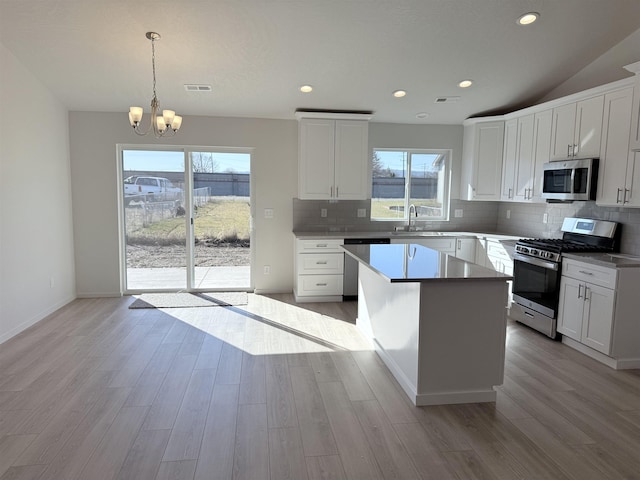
[
  {"left": 597, "top": 88, "right": 634, "bottom": 206},
  {"left": 629, "top": 71, "right": 640, "bottom": 151},
  {"left": 582, "top": 283, "right": 615, "bottom": 355},
  {"left": 334, "top": 120, "right": 369, "bottom": 199},
  {"left": 298, "top": 118, "right": 369, "bottom": 200},
  {"left": 625, "top": 152, "right": 640, "bottom": 207},
  {"left": 461, "top": 120, "right": 504, "bottom": 201},
  {"left": 574, "top": 96, "right": 604, "bottom": 159},
  {"left": 530, "top": 110, "right": 552, "bottom": 203},
  {"left": 513, "top": 114, "right": 535, "bottom": 202},
  {"left": 557, "top": 276, "right": 584, "bottom": 341},
  {"left": 455, "top": 238, "right": 477, "bottom": 263},
  {"left": 501, "top": 119, "right": 518, "bottom": 201},
  {"left": 298, "top": 119, "right": 335, "bottom": 199},
  {"left": 550, "top": 103, "right": 577, "bottom": 161},
  {"left": 550, "top": 96, "right": 604, "bottom": 161}
]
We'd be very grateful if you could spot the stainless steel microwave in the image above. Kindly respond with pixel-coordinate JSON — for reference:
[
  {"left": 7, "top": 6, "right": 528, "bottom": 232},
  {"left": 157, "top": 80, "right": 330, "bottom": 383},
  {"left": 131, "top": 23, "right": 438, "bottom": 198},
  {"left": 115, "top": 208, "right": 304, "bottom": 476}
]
[{"left": 542, "top": 158, "right": 598, "bottom": 201}]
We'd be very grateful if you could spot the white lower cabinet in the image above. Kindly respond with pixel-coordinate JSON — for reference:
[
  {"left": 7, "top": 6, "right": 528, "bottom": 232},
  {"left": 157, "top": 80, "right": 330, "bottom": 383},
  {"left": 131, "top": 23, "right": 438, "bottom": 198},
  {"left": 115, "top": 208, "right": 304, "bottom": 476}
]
[
  {"left": 557, "top": 275, "right": 614, "bottom": 354},
  {"left": 557, "top": 258, "right": 640, "bottom": 368},
  {"left": 294, "top": 238, "right": 344, "bottom": 302},
  {"left": 455, "top": 237, "right": 477, "bottom": 263}
]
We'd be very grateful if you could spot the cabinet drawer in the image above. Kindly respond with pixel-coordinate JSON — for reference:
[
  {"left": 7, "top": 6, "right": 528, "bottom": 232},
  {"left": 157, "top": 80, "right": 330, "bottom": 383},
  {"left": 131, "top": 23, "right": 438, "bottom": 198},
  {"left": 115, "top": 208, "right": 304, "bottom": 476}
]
[
  {"left": 296, "top": 274, "right": 343, "bottom": 296},
  {"left": 562, "top": 259, "right": 617, "bottom": 289},
  {"left": 296, "top": 238, "right": 344, "bottom": 253},
  {"left": 298, "top": 253, "right": 344, "bottom": 275},
  {"left": 486, "top": 240, "right": 511, "bottom": 260}
]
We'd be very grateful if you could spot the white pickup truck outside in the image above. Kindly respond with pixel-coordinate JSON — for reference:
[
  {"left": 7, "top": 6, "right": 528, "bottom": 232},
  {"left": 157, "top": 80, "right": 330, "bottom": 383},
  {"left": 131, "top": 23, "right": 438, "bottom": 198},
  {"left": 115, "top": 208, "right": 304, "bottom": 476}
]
[{"left": 124, "top": 176, "right": 183, "bottom": 203}]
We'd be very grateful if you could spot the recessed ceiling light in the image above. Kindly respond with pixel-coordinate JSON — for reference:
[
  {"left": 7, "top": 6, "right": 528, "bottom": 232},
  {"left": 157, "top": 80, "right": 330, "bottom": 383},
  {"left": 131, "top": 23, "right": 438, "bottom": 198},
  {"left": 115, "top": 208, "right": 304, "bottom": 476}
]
[
  {"left": 458, "top": 80, "right": 473, "bottom": 88},
  {"left": 300, "top": 85, "right": 313, "bottom": 93},
  {"left": 517, "top": 12, "right": 539, "bottom": 25},
  {"left": 393, "top": 90, "right": 407, "bottom": 98},
  {"left": 416, "top": 112, "right": 429, "bottom": 119}
]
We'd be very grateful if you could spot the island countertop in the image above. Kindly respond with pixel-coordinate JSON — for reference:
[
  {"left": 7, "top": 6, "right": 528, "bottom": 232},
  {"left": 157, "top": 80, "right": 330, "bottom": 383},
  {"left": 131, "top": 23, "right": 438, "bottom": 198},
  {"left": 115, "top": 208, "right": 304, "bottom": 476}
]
[{"left": 342, "top": 243, "right": 512, "bottom": 283}]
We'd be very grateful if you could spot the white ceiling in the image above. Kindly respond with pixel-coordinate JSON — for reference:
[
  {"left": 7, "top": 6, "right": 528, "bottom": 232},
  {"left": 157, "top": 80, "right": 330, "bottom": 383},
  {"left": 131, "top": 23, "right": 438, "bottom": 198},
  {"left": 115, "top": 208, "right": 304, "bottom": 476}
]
[{"left": 2, "top": 0, "right": 640, "bottom": 124}]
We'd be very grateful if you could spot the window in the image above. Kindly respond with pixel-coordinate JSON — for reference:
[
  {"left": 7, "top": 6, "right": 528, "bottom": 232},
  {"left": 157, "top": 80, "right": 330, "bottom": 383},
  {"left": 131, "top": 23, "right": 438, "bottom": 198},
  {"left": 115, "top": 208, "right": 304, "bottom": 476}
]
[{"left": 371, "top": 149, "right": 451, "bottom": 221}]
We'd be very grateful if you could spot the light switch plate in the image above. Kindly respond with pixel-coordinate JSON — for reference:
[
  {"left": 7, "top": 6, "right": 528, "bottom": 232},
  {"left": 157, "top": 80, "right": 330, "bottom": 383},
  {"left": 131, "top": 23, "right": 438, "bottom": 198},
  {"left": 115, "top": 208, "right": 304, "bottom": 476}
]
[
  {"left": 357, "top": 208, "right": 367, "bottom": 218},
  {"left": 506, "top": 209, "right": 511, "bottom": 219},
  {"left": 264, "top": 208, "right": 274, "bottom": 219},
  {"left": 543, "top": 213, "right": 548, "bottom": 223},
  {"left": 320, "top": 208, "right": 327, "bottom": 218}
]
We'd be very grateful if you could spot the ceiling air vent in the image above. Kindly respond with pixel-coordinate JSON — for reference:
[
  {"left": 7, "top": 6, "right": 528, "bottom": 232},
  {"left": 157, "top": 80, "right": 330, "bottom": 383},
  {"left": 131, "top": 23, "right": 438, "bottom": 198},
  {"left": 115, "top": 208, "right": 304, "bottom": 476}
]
[
  {"left": 184, "top": 84, "right": 212, "bottom": 92},
  {"left": 434, "top": 96, "right": 460, "bottom": 103}
]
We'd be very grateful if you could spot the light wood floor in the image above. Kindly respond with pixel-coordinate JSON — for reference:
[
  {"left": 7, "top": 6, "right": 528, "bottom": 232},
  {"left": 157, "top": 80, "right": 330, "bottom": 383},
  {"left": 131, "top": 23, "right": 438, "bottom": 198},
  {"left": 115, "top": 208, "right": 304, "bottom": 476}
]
[{"left": 1, "top": 294, "right": 640, "bottom": 480}]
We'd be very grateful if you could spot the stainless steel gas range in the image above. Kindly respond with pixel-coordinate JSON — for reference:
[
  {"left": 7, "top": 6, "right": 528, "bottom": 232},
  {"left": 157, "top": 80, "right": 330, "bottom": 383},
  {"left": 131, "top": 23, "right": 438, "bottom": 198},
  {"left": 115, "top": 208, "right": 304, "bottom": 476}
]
[{"left": 510, "top": 217, "right": 620, "bottom": 338}]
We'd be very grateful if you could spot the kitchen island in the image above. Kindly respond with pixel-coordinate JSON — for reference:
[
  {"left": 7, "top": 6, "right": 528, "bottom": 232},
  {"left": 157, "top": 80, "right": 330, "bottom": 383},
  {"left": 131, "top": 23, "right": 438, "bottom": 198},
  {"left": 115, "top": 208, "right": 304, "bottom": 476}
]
[{"left": 342, "top": 243, "right": 512, "bottom": 406}]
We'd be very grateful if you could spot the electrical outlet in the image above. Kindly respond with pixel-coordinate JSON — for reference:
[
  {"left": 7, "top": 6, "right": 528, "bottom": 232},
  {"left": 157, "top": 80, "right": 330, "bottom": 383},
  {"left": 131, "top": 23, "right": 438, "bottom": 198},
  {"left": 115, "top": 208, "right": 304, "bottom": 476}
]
[
  {"left": 454, "top": 209, "right": 463, "bottom": 218},
  {"left": 264, "top": 208, "right": 274, "bottom": 219},
  {"left": 543, "top": 213, "right": 548, "bottom": 224},
  {"left": 357, "top": 208, "right": 367, "bottom": 218},
  {"left": 263, "top": 265, "right": 271, "bottom": 275},
  {"left": 506, "top": 209, "right": 511, "bottom": 219},
  {"left": 320, "top": 208, "right": 327, "bottom": 218}
]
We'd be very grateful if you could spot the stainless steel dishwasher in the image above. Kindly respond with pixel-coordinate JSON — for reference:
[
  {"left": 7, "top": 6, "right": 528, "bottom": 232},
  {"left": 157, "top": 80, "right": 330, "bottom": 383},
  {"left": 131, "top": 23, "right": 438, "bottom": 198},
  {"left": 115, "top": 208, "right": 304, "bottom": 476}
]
[{"left": 343, "top": 237, "right": 391, "bottom": 300}]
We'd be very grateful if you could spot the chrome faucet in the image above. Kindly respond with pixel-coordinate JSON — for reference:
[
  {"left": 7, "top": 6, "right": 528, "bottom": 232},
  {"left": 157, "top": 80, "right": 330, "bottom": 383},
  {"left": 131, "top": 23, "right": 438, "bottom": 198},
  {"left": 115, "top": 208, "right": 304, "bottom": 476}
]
[{"left": 407, "top": 204, "right": 417, "bottom": 230}]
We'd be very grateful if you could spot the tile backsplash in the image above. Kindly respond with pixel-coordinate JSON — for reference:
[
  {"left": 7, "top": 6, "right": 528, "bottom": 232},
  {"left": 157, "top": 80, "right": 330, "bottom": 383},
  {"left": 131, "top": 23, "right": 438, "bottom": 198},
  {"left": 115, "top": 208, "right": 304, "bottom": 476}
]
[
  {"left": 496, "top": 201, "right": 640, "bottom": 255},
  {"left": 293, "top": 198, "right": 640, "bottom": 256}
]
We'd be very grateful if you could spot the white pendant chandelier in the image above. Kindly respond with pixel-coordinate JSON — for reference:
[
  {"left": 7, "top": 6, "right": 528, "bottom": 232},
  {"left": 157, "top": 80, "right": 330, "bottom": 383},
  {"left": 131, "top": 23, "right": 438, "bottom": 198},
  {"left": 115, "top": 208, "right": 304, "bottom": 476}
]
[{"left": 128, "top": 32, "right": 182, "bottom": 138}]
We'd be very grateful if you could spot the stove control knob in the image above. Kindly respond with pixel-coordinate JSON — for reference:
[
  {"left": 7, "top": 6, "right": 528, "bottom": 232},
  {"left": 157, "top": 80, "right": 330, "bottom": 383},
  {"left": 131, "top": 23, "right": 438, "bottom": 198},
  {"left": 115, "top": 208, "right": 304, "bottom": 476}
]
[{"left": 531, "top": 249, "right": 538, "bottom": 256}]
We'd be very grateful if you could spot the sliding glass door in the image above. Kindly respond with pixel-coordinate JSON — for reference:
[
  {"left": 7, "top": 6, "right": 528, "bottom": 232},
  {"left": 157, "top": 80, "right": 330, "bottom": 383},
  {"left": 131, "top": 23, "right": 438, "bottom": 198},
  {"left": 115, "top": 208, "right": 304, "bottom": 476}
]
[{"left": 120, "top": 146, "right": 252, "bottom": 292}]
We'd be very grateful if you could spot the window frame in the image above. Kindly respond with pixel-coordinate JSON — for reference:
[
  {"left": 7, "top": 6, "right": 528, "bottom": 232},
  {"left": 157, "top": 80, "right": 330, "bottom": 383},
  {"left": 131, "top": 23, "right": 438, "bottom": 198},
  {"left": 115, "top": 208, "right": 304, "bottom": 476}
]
[{"left": 370, "top": 148, "right": 451, "bottom": 222}]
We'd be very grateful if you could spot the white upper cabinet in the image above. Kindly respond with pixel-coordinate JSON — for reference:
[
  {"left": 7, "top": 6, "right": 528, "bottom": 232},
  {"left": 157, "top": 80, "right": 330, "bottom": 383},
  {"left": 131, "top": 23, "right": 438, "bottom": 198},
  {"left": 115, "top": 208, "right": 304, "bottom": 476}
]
[
  {"left": 624, "top": 61, "right": 640, "bottom": 151},
  {"left": 597, "top": 87, "right": 635, "bottom": 206},
  {"left": 297, "top": 115, "right": 370, "bottom": 200},
  {"left": 550, "top": 96, "right": 604, "bottom": 160},
  {"left": 461, "top": 118, "right": 504, "bottom": 201},
  {"left": 501, "top": 119, "right": 518, "bottom": 201},
  {"left": 530, "top": 110, "right": 553, "bottom": 203}
]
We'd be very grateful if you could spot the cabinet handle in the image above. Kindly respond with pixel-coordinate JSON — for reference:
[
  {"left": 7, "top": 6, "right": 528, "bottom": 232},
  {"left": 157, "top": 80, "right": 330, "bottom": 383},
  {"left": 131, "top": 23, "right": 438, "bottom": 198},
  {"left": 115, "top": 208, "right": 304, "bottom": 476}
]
[
  {"left": 330, "top": 186, "right": 333, "bottom": 197},
  {"left": 567, "top": 144, "right": 572, "bottom": 157},
  {"left": 457, "top": 239, "right": 462, "bottom": 249},
  {"left": 336, "top": 186, "right": 339, "bottom": 197},
  {"left": 617, "top": 188, "right": 622, "bottom": 204},
  {"left": 578, "top": 270, "right": 594, "bottom": 276},
  {"left": 584, "top": 287, "right": 590, "bottom": 301},
  {"left": 573, "top": 144, "right": 578, "bottom": 156},
  {"left": 316, "top": 243, "right": 328, "bottom": 248},
  {"left": 578, "top": 284, "right": 583, "bottom": 299},
  {"left": 316, "top": 261, "right": 328, "bottom": 265},
  {"left": 509, "top": 188, "right": 513, "bottom": 199},
  {"left": 316, "top": 283, "right": 327, "bottom": 287},
  {"left": 624, "top": 188, "right": 630, "bottom": 204}
]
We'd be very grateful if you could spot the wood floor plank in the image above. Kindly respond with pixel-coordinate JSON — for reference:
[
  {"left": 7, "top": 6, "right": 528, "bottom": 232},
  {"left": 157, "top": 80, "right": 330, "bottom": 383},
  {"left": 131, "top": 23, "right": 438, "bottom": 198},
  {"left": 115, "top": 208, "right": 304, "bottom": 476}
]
[
  {"left": 328, "top": 351, "right": 375, "bottom": 402},
  {"left": 142, "top": 354, "right": 197, "bottom": 431},
  {"left": 193, "top": 383, "right": 239, "bottom": 480},
  {"left": 265, "top": 355, "right": 298, "bottom": 428},
  {"left": 38, "top": 387, "right": 132, "bottom": 480},
  {"left": 442, "top": 450, "right": 496, "bottom": 480},
  {"left": 352, "top": 399, "right": 419, "bottom": 479},
  {"left": 268, "top": 427, "right": 308, "bottom": 480},
  {"left": 233, "top": 403, "right": 269, "bottom": 480},
  {"left": 392, "top": 422, "right": 459, "bottom": 480},
  {"left": 162, "top": 368, "right": 215, "bottom": 461},
  {"left": 194, "top": 335, "right": 223, "bottom": 371},
  {"left": 0, "top": 435, "right": 37, "bottom": 478},
  {"left": 308, "top": 352, "right": 341, "bottom": 383},
  {"left": 155, "top": 459, "right": 197, "bottom": 480},
  {"left": 317, "top": 381, "right": 382, "bottom": 480},
  {"left": 125, "top": 343, "right": 180, "bottom": 407},
  {"left": 238, "top": 352, "right": 266, "bottom": 405},
  {"left": 77, "top": 406, "right": 149, "bottom": 480},
  {"left": 0, "top": 464, "right": 47, "bottom": 480},
  {"left": 305, "top": 455, "right": 347, "bottom": 480},
  {"left": 116, "top": 429, "right": 171, "bottom": 480},
  {"left": 214, "top": 342, "right": 243, "bottom": 385},
  {"left": 289, "top": 365, "right": 337, "bottom": 457}
]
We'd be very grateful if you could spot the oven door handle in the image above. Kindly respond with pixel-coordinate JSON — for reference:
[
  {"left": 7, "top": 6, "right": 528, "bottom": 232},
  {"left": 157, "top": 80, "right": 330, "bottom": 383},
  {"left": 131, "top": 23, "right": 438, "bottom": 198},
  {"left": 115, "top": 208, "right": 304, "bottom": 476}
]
[{"left": 513, "top": 253, "right": 559, "bottom": 271}]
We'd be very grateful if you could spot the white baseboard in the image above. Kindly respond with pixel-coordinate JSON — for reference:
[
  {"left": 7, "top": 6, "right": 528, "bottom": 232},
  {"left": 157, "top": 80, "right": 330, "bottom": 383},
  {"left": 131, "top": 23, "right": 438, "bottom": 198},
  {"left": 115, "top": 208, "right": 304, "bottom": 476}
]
[
  {"left": 0, "top": 295, "right": 75, "bottom": 345},
  {"left": 76, "top": 292, "right": 122, "bottom": 298},
  {"left": 561, "top": 337, "right": 640, "bottom": 370}
]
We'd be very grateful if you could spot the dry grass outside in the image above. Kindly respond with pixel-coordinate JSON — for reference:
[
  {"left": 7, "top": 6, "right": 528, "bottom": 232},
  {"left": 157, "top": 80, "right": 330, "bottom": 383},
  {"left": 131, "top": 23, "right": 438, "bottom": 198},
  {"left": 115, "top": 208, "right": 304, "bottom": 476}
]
[
  {"left": 371, "top": 198, "right": 443, "bottom": 219},
  {"left": 126, "top": 198, "right": 250, "bottom": 245}
]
